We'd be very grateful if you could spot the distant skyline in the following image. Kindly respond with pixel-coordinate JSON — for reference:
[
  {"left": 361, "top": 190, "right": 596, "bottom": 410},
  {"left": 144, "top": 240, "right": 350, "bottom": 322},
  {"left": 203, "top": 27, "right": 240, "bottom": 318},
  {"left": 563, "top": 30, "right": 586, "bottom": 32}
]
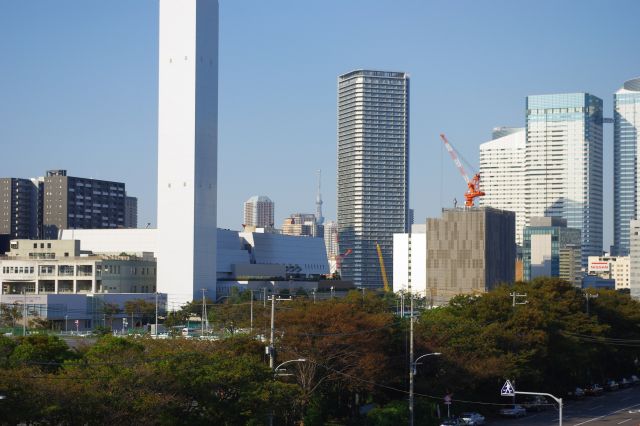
[{"left": 1, "top": 0, "right": 639, "bottom": 249}]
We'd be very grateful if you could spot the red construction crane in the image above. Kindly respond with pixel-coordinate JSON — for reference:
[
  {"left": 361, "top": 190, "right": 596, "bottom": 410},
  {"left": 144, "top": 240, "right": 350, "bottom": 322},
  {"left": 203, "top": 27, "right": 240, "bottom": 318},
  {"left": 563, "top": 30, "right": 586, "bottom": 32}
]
[
  {"left": 336, "top": 249, "right": 352, "bottom": 272},
  {"left": 440, "top": 133, "right": 485, "bottom": 207}
]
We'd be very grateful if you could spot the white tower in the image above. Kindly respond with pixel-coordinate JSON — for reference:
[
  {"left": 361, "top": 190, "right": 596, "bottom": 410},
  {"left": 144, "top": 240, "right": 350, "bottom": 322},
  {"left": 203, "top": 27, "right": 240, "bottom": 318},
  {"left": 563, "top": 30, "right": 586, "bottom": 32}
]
[{"left": 157, "top": 0, "right": 218, "bottom": 308}]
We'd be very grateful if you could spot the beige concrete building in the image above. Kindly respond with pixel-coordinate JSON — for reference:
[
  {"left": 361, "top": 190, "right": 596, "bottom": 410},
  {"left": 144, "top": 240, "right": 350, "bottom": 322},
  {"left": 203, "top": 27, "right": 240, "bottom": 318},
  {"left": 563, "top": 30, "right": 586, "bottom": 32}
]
[
  {"left": 426, "top": 207, "right": 516, "bottom": 306},
  {"left": 0, "top": 239, "right": 156, "bottom": 295},
  {"left": 559, "top": 245, "right": 582, "bottom": 287},
  {"left": 588, "top": 256, "right": 630, "bottom": 290}
]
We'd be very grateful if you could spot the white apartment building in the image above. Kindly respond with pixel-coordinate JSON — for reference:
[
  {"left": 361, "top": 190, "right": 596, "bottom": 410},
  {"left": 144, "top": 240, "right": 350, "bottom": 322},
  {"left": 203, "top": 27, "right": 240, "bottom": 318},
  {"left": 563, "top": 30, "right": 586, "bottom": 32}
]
[
  {"left": 479, "top": 128, "right": 525, "bottom": 246},
  {"left": 244, "top": 195, "right": 275, "bottom": 228},
  {"left": 392, "top": 225, "right": 427, "bottom": 295},
  {"left": 588, "top": 256, "right": 630, "bottom": 290}
]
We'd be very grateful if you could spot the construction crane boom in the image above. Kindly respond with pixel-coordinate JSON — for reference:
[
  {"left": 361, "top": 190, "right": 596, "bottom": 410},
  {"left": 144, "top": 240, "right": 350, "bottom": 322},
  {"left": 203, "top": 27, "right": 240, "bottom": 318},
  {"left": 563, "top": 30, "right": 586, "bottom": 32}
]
[
  {"left": 375, "top": 242, "right": 391, "bottom": 292},
  {"left": 440, "top": 133, "right": 485, "bottom": 207},
  {"left": 441, "top": 133, "right": 470, "bottom": 183}
]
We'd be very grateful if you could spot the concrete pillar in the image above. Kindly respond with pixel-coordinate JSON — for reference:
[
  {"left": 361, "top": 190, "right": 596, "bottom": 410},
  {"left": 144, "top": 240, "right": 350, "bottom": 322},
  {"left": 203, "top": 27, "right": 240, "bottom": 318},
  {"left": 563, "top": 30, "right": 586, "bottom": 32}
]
[
  {"left": 35, "top": 281, "right": 39, "bottom": 294},
  {"left": 73, "top": 280, "right": 77, "bottom": 294},
  {"left": 54, "top": 279, "right": 59, "bottom": 294}
]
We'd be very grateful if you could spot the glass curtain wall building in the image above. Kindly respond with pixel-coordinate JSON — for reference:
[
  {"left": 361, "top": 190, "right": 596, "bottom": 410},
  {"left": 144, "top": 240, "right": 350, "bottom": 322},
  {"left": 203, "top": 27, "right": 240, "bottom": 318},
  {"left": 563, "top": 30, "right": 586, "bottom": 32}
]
[
  {"left": 337, "top": 70, "right": 409, "bottom": 289},
  {"left": 525, "top": 93, "right": 603, "bottom": 267},
  {"left": 613, "top": 78, "right": 640, "bottom": 256}
]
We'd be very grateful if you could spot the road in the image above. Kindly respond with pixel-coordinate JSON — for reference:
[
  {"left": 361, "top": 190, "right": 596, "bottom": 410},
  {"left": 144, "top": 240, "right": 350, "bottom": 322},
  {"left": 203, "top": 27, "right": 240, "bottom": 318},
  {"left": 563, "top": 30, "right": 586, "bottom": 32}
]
[{"left": 493, "top": 385, "right": 640, "bottom": 426}]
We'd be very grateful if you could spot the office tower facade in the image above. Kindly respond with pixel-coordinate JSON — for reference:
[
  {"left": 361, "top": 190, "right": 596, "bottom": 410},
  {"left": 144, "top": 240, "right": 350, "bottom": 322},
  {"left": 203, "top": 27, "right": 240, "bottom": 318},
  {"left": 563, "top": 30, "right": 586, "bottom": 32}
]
[
  {"left": 613, "top": 78, "right": 640, "bottom": 255},
  {"left": 157, "top": 0, "right": 218, "bottom": 306},
  {"left": 522, "top": 217, "right": 581, "bottom": 283},
  {"left": 525, "top": 93, "right": 603, "bottom": 266},
  {"left": 124, "top": 196, "right": 138, "bottom": 228},
  {"left": 337, "top": 69, "right": 409, "bottom": 289},
  {"left": 243, "top": 195, "right": 274, "bottom": 228},
  {"left": 426, "top": 207, "right": 515, "bottom": 306},
  {"left": 479, "top": 128, "right": 525, "bottom": 246},
  {"left": 0, "top": 178, "right": 39, "bottom": 239},
  {"left": 42, "top": 170, "right": 126, "bottom": 239}
]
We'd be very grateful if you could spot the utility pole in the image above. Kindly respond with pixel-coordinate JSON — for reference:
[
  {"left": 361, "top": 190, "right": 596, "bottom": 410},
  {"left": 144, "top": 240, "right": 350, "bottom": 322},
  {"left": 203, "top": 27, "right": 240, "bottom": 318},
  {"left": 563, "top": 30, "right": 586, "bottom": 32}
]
[
  {"left": 584, "top": 292, "right": 598, "bottom": 315},
  {"left": 154, "top": 291, "right": 158, "bottom": 338},
  {"left": 23, "top": 289, "right": 27, "bottom": 336},
  {"left": 201, "top": 288, "right": 207, "bottom": 335},
  {"left": 510, "top": 292, "right": 528, "bottom": 307},
  {"left": 409, "top": 291, "right": 415, "bottom": 426},
  {"left": 263, "top": 287, "right": 267, "bottom": 307},
  {"left": 250, "top": 290, "right": 254, "bottom": 334},
  {"left": 269, "top": 294, "right": 276, "bottom": 369}
]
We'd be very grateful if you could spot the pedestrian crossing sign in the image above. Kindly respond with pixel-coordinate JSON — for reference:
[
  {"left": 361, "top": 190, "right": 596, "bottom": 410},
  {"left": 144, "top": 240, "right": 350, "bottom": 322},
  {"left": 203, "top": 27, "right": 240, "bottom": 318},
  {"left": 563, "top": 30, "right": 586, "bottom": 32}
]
[{"left": 501, "top": 380, "right": 515, "bottom": 396}]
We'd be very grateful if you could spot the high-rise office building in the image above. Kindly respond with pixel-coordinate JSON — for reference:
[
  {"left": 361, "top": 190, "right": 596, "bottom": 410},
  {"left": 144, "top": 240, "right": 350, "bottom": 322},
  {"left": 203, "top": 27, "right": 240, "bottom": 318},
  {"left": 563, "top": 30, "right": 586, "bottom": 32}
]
[
  {"left": 0, "top": 178, "right": 39, "bottom": 239},
  {"left": 525, "top": 93, "right": 603, "bottom": 266},
  {"left": 157, "top": 0, "right": 218, "bottom": 306},
  {"left": 522, "top": 217, "right": 581, "bottom": 283},
  {"left": 479, "top": 128, "right": 525, "bottom": 246},
  {"left": 41, "top": 170, "right": 126, "bottom": 239},
  {"left": 613, "top": 78, "right": 640, "bottom": 256},
  {"left": 124, "top": 196, "right": 138, "bottom": 228},
  {"left": 337, "top": 70, "right": 409, "bottom": 289},
  {"left": 243, "top": 196, "right": 274, "bottom": 229}
]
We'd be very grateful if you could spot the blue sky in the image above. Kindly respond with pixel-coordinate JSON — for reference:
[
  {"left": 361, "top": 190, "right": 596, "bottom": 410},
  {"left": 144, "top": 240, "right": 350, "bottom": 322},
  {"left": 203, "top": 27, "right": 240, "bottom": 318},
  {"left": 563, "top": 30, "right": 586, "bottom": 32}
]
[{"left": 1, "top": 0, "right": 639, "bottom": 249}]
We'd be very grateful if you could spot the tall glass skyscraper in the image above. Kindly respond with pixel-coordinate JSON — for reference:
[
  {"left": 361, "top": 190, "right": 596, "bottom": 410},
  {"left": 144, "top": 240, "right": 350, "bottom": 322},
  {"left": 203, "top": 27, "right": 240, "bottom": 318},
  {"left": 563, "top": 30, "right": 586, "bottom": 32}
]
[
  {"left": 525, "top": 93, "right": 603, "bottom": 266},
  {"left": 613, "top": 78, "right": 640, "bottom": 256},
  {"left": 337, "top": 70, "right": 409, "bottom": 289}
]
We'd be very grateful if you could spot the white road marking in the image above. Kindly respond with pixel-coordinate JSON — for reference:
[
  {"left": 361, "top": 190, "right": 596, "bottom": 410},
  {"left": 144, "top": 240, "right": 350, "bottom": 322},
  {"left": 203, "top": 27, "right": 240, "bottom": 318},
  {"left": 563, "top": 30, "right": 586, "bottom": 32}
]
[
  {"left": 573, "top": 402, "right": 640, "bottom": 426},
  {"left": 617, "top": 419, "right": 631, "bottom": 424},
  {"left": 587, "top": 404, "right": 604, "bottom": 411},
  {"left": 621, "top": 396, "right": 633, "bottom": 401}
]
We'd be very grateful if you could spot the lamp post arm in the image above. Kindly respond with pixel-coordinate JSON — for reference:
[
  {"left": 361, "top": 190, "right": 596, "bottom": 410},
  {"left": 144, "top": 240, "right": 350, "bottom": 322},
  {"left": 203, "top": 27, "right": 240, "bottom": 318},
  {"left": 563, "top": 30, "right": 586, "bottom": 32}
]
[{"left": 414, "top": 352, "right": 441, "bottom": 365}]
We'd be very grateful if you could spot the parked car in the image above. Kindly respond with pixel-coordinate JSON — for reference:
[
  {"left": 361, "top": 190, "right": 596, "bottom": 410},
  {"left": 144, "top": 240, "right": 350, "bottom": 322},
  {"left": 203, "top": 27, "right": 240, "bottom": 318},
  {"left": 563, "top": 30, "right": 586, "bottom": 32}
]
[
  {"left": 523, "top": 395, "right": 548, "bottom": 411},
  {"left": 605, "top": 380, "right": 620, "bottom": 391},
  {"left": 585, "top": 384, "right": 604, "bottom": 396},
  {"left": 440, "top": 418, "right": 464, "bottom": 426},
  {"left": 567, "top": 387, "right": 585, "bottom": 399},
  {"left": 499, "top": 405, "right": 527, "bottom": 418},
  {"left": 620, "top": 378, "right": 631, "bottom": 388},
  {"left": 459, "top": 412, "right": 486, "bottom": 425},
  {"left": 631, "top": 375, "right": 640, "bottom": 386}
]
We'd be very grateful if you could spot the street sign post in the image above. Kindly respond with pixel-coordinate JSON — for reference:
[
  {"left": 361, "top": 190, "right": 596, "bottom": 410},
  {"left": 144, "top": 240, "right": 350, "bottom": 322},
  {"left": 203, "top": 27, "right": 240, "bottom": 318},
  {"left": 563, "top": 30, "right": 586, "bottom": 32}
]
[
  {"left": 500, "top": 382, "right": 562, "bottom": 426},
  {"left": 501, "top": 380, "right": 515, "bottom": 396},
  {"left": 444, "top": 394, "right": 452, "bottom": 418}
]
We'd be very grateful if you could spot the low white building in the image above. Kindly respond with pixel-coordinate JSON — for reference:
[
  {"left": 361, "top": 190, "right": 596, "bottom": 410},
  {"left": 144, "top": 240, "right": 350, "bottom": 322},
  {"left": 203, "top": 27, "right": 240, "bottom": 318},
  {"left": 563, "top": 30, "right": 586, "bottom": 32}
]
[
  {"left": 392, "top": 224, "right": 427, "bottom": 295},
  {"left": 587, "top": 256, "right": 630, "bottom": 290},
  {"left": 0, "top": 239, "right": 156, "bottom": 295},
  {"left": 59, "top": 227, "right": 330, "bottom": 301}
]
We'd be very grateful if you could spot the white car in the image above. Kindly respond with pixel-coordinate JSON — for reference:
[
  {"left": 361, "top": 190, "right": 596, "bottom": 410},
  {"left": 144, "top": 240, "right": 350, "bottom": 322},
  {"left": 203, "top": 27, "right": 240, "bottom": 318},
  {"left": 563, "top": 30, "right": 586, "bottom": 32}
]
[
  {"left": 499, "top": 404, "right": 527, "bottom": 417},
  {"left": 460, "top": 412, "right": 486, "bottom": 425}
]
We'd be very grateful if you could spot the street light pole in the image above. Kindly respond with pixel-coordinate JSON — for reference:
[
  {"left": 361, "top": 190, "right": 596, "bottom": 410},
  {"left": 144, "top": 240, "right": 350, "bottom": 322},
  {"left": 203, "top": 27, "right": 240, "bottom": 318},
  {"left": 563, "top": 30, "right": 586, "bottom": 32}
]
[
  {"left": 250, "top": 290, "right": 254, "bottom": 334},
  {"left": 410, "top": 350, "right": 442, "bottom": 426},
  {"left": 409, "top": 292, "right": 414, "bottom": 425},
  {"left": 65, "top": 314, "right": 68, "bottom": 333},
  {"left": 271, "top": 358, "right": 307, "bottom": 426},
  {"left": 269, "top": 294, "right": 276, "bottom": 369}
]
